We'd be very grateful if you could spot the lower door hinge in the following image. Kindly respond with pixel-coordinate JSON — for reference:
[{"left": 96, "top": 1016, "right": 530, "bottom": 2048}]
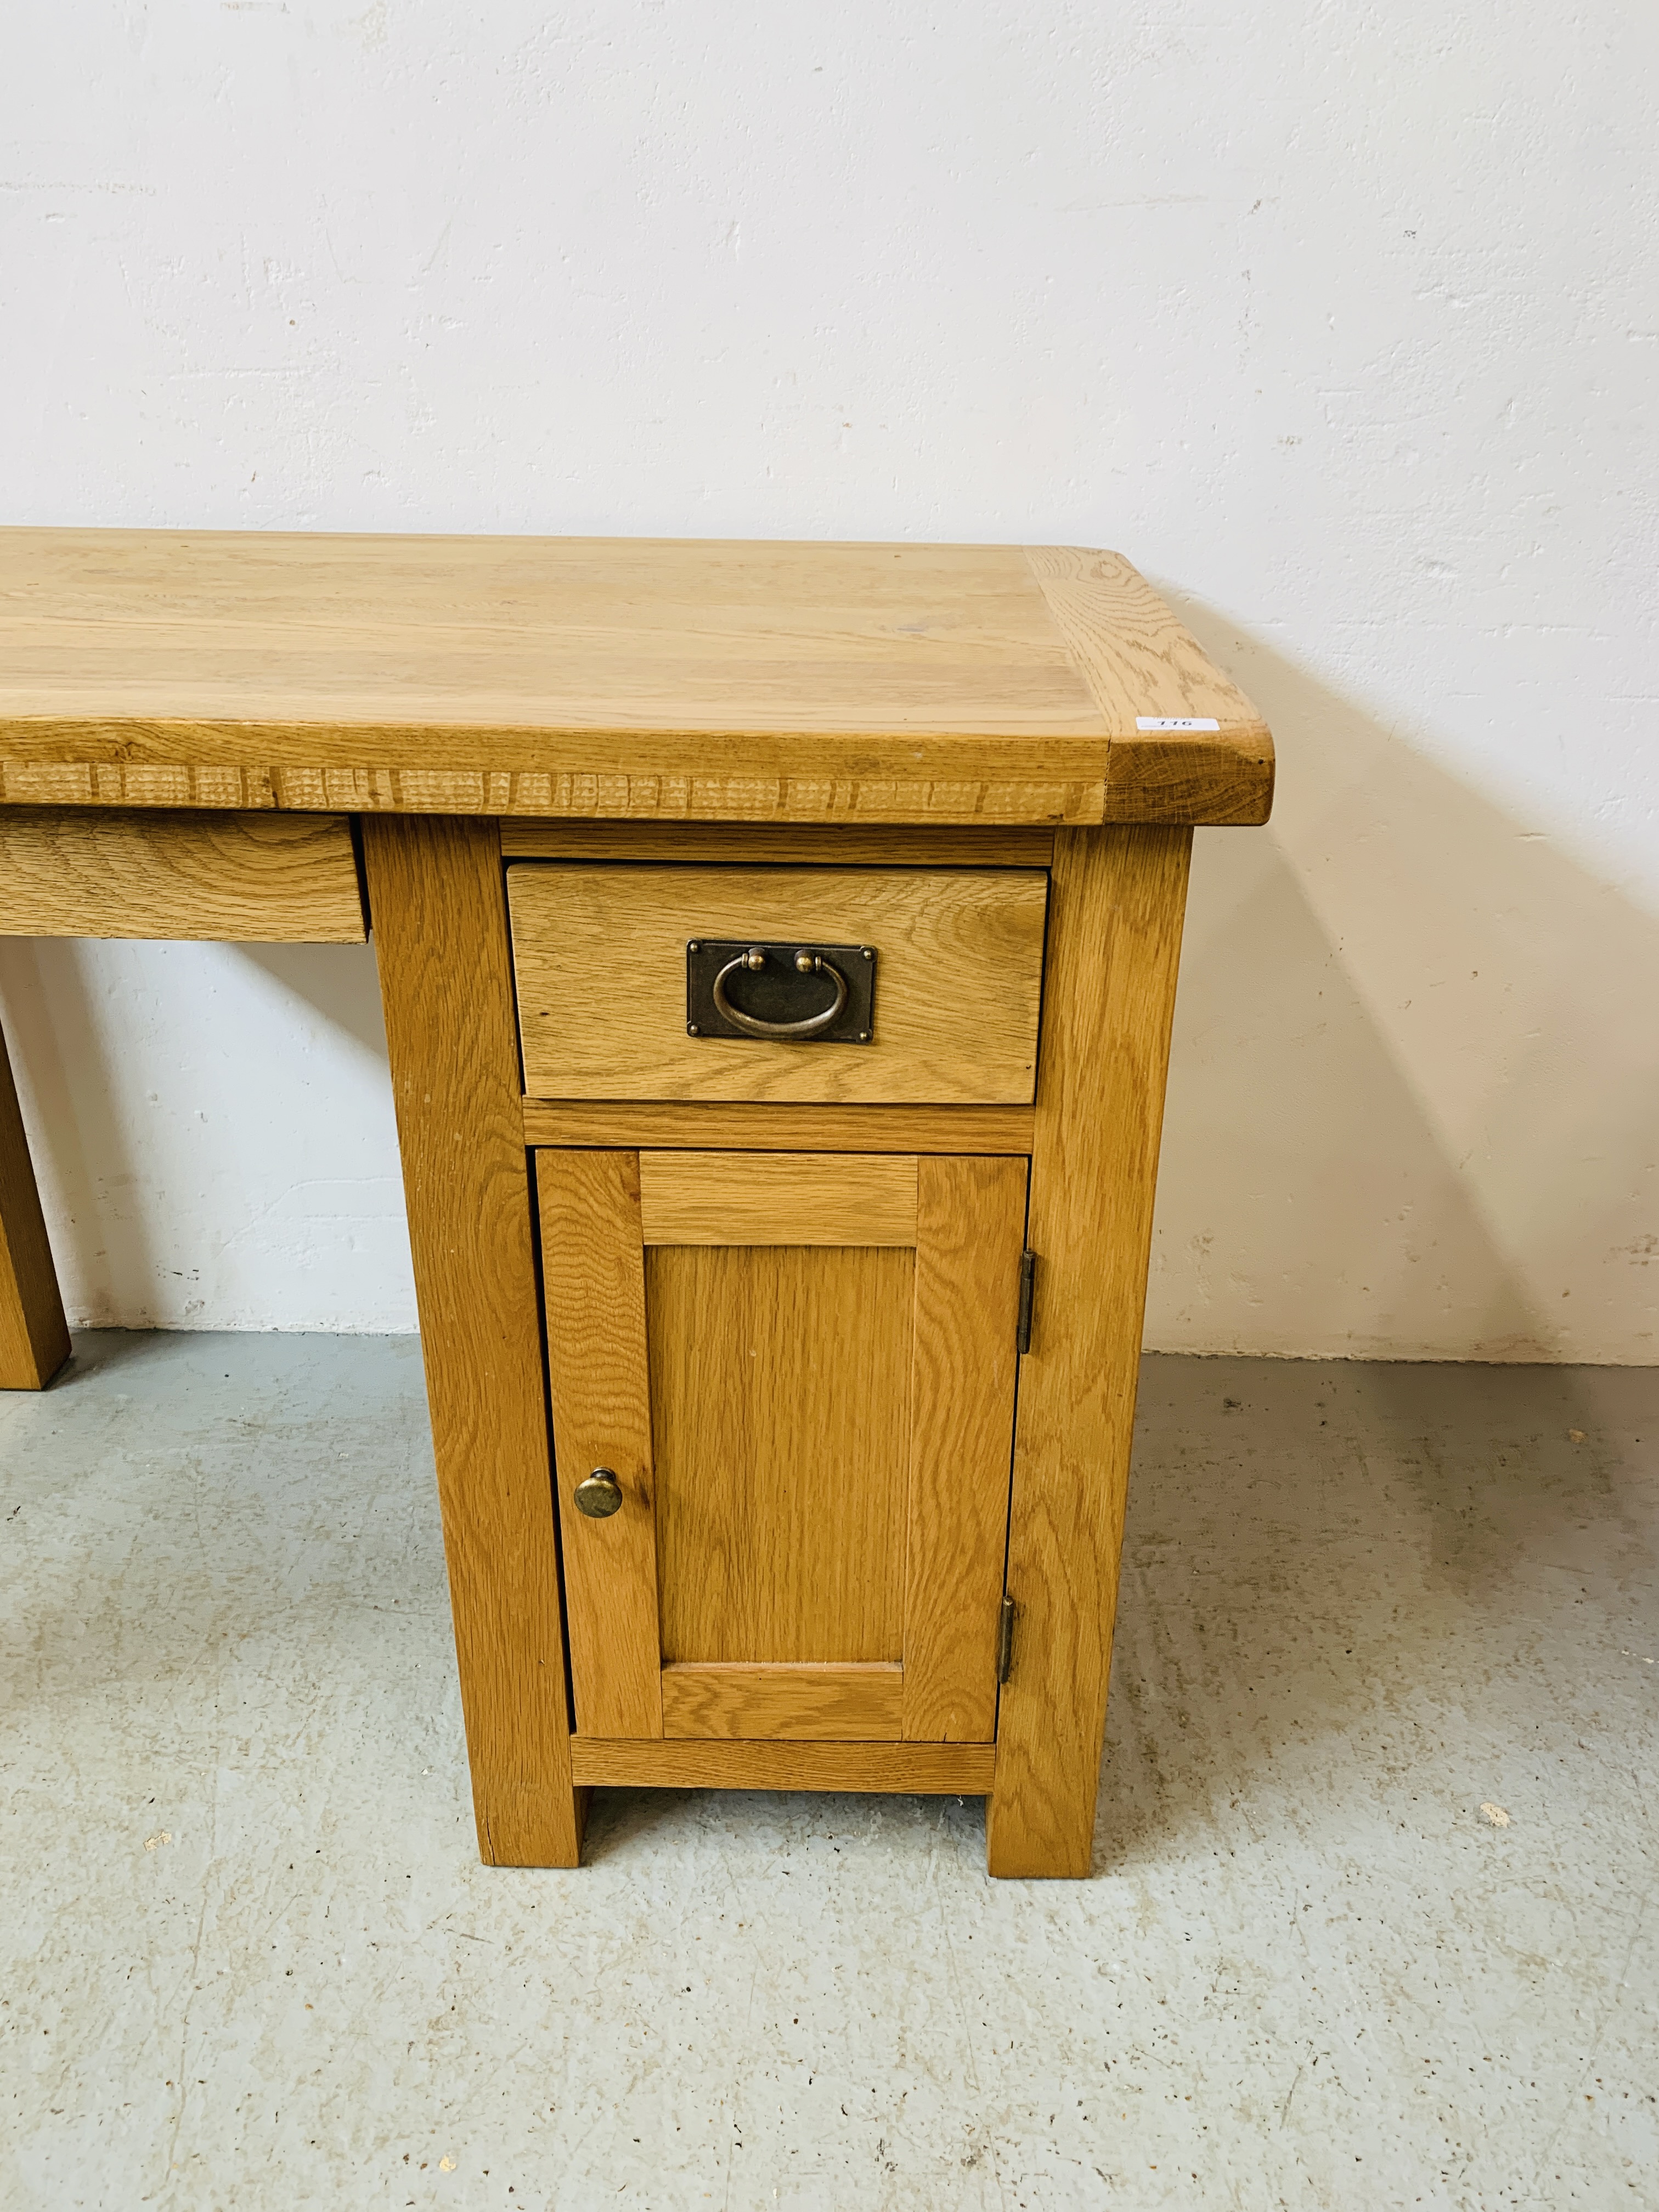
[
  {"left": 996, "top": 1593, "right": 1016, "bottom": 1685},
  {"left": 1015, "top": 1249, "right": 1037, "bottom": 1355}
]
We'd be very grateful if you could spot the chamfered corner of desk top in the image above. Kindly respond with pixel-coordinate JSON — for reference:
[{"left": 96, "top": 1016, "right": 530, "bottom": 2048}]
[
  {"left": 0, "top": 528, "right": 1272, "bottom": 829},
  {"left": 1019, "top": 546, "right": 1273, "bottom": 827}
]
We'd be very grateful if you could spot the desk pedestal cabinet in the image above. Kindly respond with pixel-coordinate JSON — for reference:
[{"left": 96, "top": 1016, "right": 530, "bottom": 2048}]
[
  {"left": 363, "top": 814, "right": 1192, "bottom": 1877},
  {"left": 0, "top": 531, "right": 1270, "bottom": 1878}
]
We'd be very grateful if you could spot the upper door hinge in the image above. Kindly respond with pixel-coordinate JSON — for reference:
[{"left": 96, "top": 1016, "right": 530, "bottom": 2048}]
[
  {"left": 996, "top": 1593, "right": 1017, "bottom": 1685},
  {"left": 1015, "top": 1249, "right": 1037, "bottom": 1355}
]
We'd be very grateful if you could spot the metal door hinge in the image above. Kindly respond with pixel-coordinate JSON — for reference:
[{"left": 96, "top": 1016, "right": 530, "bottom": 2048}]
[
  {"left": 1015, "top": 1249, "right": 1037, "bottom": 1355},
  {"left": 996, "top": 1594, "right": 1016, "bottom": 1685}
]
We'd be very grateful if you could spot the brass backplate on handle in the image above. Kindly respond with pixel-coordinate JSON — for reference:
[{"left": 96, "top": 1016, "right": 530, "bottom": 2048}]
[{"left": 686, "top": 938, "right": 877, "bottom": 1044}]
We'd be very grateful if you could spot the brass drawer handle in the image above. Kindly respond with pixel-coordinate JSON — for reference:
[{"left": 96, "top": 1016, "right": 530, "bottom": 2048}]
[
  {"left": 711, "top": 945, "right": 849, "bottom": 1040},
  {"left": 573, "top": 1466, "right": 624, "bottom": 1519}
]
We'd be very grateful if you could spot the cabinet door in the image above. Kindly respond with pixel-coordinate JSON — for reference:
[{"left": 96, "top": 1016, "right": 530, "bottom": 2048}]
[{"left": 537, "top": 1149, "right": 1028, "bottom": 1744}]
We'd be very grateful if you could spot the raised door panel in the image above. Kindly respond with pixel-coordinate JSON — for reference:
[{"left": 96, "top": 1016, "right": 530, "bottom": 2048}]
[{"left": 649, "top": 1240, "right": 914, "bottom": 1667}]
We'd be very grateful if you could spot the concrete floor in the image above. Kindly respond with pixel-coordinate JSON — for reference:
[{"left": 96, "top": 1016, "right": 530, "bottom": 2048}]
[{"left": 3, "top": 1336, "right": 1655, "bottom": 2211}]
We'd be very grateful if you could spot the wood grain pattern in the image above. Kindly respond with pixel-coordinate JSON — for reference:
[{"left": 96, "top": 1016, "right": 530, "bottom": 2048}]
[
  {"left": 1024, "top": 548, "right": 1274, "bottom": 826},
  {"left": 536, "top": 1150, "right": 664, "bottom": 1740},
  {"left": 0, "top": 762, "right": 274, "bottom": 811},
  {"left": 0, "top": 532, "right": 1102, "bottom": 736},
  {"left": 500, "top": 821, "right": 1058, "bottom": 867},
  {"left": 987, "top": 825, "right": 1193, "bottom": 1878},
  {"left": 569, "top": 1737, "right": 994, "bottom": 1793},
  {"left": 509, "top": 864, "right": 1048, "bottom": 1104},
  {"left": 271, "top": 766, "right": 1104, "bottom": 827},
  {"left": 0, "top": 531, "right": 1271, "bottom": 825},
  {"left": 901, "top": 1157, "right": 1028, "bottom": 1743},
  {"left": 522, "top": 1101, "right": 1036, "bottom": 1154},
  {"left": 661, "top": 1662, "right": 904, "bottom": 1741},
  {"left": 638, "top": 1152, "right": 918, "bottom": 1248},
  {"left": 649, "top": 1243, "right": 914, "bottom": 1664},
  {"left": 360, "top": 816, "right": 583, "bottom": 1868},
  {"left": 0, "top": 807, "right": 365, "bottom": 940},
  {"left": 0, "top": 1020, "right": 71, "bottom": 1390}
]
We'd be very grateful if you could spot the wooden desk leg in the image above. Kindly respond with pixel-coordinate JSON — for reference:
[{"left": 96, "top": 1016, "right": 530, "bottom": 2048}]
[
  {"left": 0, "top": 1018, "right": 71, "bottom": 1391},
  {"left": 361, "top": 816, "right": 585, "bottom": 1869},
  {"left": 988, "top": 824, "right": 1192, "bottom": 1877}
]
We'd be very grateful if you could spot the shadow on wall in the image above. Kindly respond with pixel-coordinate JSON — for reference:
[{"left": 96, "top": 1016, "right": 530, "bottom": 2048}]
[
  {"left": 1147, "top": 602, "right": 1659, "bottom": 1364},
  {"left": 0, "top": 935, "right": 402, "bottom": 1331},
  {"left": 230, "top": 941, "right": 392, "bottom": 1064},
  {"left": 0, "top": 940, "right": 160, "bottom": 1321}
]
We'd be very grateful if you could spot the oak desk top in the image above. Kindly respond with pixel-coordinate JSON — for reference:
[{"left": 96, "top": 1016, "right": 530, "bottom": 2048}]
[{"left": 0, "top": 531, "right": 1271, "bottom": 827}]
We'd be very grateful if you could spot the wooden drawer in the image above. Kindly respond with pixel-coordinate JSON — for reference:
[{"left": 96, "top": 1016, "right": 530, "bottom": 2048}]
[
  {"left": 0, "top": 808, "right": 366, "bottom": 941},
  {"left": 508, "top": 863, "right": 1048, "bottom": 1104}
]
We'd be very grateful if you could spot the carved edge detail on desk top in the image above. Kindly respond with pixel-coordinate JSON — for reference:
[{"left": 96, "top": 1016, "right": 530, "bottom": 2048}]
[
  {"left": 0, "top": 751, "right": 1269, "bottom": 827},
  {"left": 269, "top": 766, "right": 1108, "bottom": 825},
  {"left": 0, "top": 760, "right": 277, "bottom": 809},
  {"left": 0, "top": 757, "right": 1106, "bottom": 826}
]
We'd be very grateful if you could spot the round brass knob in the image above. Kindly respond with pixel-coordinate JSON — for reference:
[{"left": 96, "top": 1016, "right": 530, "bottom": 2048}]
[{"left": 573, "top": 1466, "right": 624, "bottom": 1519}]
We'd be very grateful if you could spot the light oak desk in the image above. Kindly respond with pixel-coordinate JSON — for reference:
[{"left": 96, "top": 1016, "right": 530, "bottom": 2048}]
[{"left": 0, "top": 532, "right": 1272, "bottom": 1877}]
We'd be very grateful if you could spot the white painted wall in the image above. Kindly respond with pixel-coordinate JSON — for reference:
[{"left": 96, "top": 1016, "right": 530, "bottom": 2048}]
[{"left": 3, "top": 1, "right": 1655, "bottom": 1357}]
